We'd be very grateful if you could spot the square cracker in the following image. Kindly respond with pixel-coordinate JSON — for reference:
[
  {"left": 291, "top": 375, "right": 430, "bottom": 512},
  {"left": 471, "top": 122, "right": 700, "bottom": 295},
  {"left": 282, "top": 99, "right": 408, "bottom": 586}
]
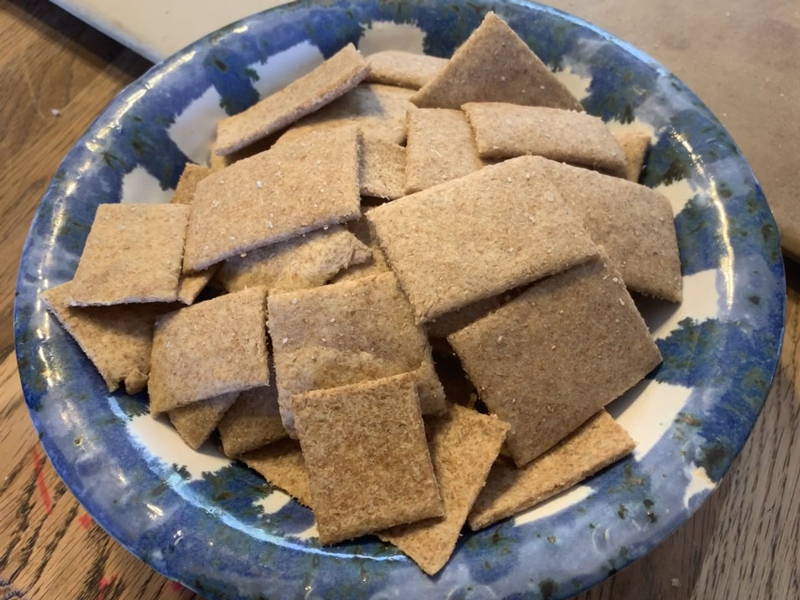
[
  {"left": 614, "top": 129, "right": 651, "bottom": 182},
  {"left": 277, "top": 83, "right": 414, "bottom": 146},
  {"left": 183, "top": 127, "right": 361, "bottom": 272},
  {"left": 69, "top": 203, "right": 189, "bottom": 306},
  {"left": 411, "top": 13, "right": 581, "bottom": 111},
  {"left": 448, "top": 256, "right": 660, "bottom": 466},
  {"left": 366, "top": 51, "right": 448, "bottom": 89},
  {"left": 218, "top": 385, "right": 287, "bottom": 457},
  {"left": 367, "top": 155, "right": 598, "bottom": 322},
  {"left": 462, "top": 102, "right": 626, "bottom": 174},
  {"left": 361, "top": 138, "right": 406, "bottom": 200},
  {"left": 292, "top": 373, "right": 444, "bottom": 544},
  {"left": 41, "top": 281, "right": 161, "bottom": 394},
  {"left": 468, "top": 411, "right": 634, "bottom": 530},
  {"left": 379, "top": 404, "right": 508, "bottom": 575},
  {"left": 405, "top": 108, "right": 484, "bottom": 194},
  {"left": 214, "top": 44, "right": 368, "bottom": 155},
  {"left": 168, "top": 392, "right": 238, "bottom": 450},
  {"left": 149, "top": 287, "right": 269, "bottom": 413},
  {"left": 242, "top": 439, "right": 311, "bottom": 506},
  {"left": 528, "top": 156, "right": 682, "bottom": 302},
  {"left": 215, "top": 225, "right": 370, "bottom": 293},
  {"left": 268, "top": 272, "right": 446, "bottom": 436}
]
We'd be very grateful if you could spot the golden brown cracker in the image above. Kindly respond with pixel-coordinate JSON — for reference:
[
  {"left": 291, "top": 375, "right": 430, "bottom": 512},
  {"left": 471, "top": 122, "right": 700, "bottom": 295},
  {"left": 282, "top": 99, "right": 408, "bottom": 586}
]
[
  {"left": 361, "top": 138, "right": 406, "bottom": 199},
  {"left": 366, "top": 51, "right": 447, "bottom": 89},
  {"left": 218, "top": 385, "right": 287, "bottom": 457},
  {"left": 614, "top": 129, "right": 651, "bottom": 182},
  {"left": 171, "top": 163, "right": 212, "bottom": 205},
  {"left": 168, "top": 392, "right": 238, "bottom": 450},
  {"left": 242, "top": 439, "right": 311, "bottom": 506}
]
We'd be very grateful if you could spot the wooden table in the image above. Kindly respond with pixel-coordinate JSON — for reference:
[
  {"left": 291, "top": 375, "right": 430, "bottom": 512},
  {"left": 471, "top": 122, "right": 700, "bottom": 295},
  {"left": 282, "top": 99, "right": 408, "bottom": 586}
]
[{"left": 1, "top": 1, "right": 797, "bottom": 598}]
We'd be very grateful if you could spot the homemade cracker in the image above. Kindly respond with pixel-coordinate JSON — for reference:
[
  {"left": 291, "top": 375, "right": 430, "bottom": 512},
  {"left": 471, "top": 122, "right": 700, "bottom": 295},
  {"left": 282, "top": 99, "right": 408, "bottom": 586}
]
[
  {"left": 361, "top": 138, "right": 406, "bottom": 199},
  {"left": 411, "top": 13, "right": 581, "bottom": 110},
  {"left": 405, "top": 108, "right": 484, "bottom": 193},
  {"left": 528, "top": 156, "right": 682, "bottom": 302},
  {"left": 448, "top": 256, "right": 660, "bottom": 466},
  {"left": 292, "top": 373, "right": 444, "bottom": 544},
  {"left": 242, "top": 439, "right": 311, "bottom": 506},
  {"left": 462, "top": 102, "right": 626, "bottom": 173},
  {"left": 367, "top": 156, "right": 598, "bottom": 322},
  {"left": 268, "top": 272, "right": 446, "bottom": 435},
  {"left": 183, "top": 127, "right": 361, "bottom": 271},
  {"left": 218, "top": 385, "right": 287, "bottom": 457},
  {"left": 366, "top": 51, "right": 448, "bottom": 89},
  {"left": 215, "top": 226, "right": 370, "bottom": 293},
  {"left": 468, "top": 411, "right": 634, "bottom": 530},
  {"left": 149, "top": 287, "right": 269, "bottom": 413},
  {"left": 214, "top": 44, "right": 368, "bottom": 155},
  {"left": 379, "top": 404, "right": 508, "bottom": 575},
  {"left": 331, "top": 214, "right": 391, "bottom": 282},
  {"left": 614, "top": 129, "right": 651, "bottom": 181},
  {"left": 168, "top": 392, "right": 238, "bottom": 450},
  {"left": 69, "top": 203, "right": 189, "bottom": 306},
  {"left": 41, "top": 281, "right": 161, "bottom": 394}
]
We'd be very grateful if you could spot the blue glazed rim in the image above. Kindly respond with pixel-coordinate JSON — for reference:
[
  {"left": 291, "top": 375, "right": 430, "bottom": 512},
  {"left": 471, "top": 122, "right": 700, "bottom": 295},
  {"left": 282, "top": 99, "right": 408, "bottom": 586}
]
[{"left": 14, "top": 1, "right": 785, "bottom": 598}]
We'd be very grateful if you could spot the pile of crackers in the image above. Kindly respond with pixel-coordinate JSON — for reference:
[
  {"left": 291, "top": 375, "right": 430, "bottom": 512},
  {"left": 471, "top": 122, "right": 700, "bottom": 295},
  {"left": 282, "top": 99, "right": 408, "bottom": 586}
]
[{"left": 42, "top": 13, "right": 681, "bottom": 575}]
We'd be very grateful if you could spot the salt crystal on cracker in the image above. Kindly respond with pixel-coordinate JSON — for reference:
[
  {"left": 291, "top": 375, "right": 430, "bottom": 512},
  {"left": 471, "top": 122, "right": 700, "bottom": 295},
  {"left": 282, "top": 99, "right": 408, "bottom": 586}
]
[
  {"left": 183, "top": 127, "right": 361, "bottom": 272},
  {"left": 448, "top": 256, "right": 660, "bottom": 466},
  {"left": 149, "top": 287, "right": 269, "bottom": 413},
  {"left": 367, "top": 156, "right": 597, "bottom": 322},
  {"left": 361, "top": 138, "right": 406, "bottom": 199},
  {"left": 468, "top": 411, "right": 634, "bottom": 530},
  {"left": 69, "top": 203, "right": 189, "bottom": 306},
  {"left": 168, "top": 392, "right": 238, "bottom": 450},
  {"left": 411, "top": 13, "right": 581, "bottom": 111},
  {"left": 214, "top": 44, "right": 368, "bottom": 155},
  {"left": 405, "top": 108, "right": 484, "bottom": 193},
  {"left": 292, "top": 373, "right": 444, "bottom": 544},
  {"left": 242, "top": 439, "right": 311, "bottom": 506},
  {"left": 614, "top": 129, "right": 651, "bottom": 181},
  {"left": 218, "top": 385, "right": 287, "bottom": 457},
  {"left": 366, "top": 51, "right": 447, "bottom": 89}
]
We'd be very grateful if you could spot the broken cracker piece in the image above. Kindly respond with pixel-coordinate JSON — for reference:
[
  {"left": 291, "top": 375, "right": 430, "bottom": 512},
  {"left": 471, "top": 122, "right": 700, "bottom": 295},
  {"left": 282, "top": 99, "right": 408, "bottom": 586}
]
[
  {"left": 292, "top": 373, "right": 444, "bottom": 544},
  {"left": 168, "top": 392, "right": 238, "bottom": 450},
  {"left": 367, "top": 156, "right": 597, "bottom": 322},
  {"left": 366, "top": 51, "right": 447, "bottom": 89},
  {"left": 468, "top": 411, "right": 634, "bottom": 530},
  {"left": 149, "top": 287, "right": 269, "bottom": 413},
  {"left": 218, "top": 385, "right": 287, "bottom": 457},
  {"left": 242, "top": 439, "right": 311, "bottom": 506},
  {"left": 405, "top": 108, "right": 484, "bottom": 193},
  {"left": 379, "top": 404, "right": 508, "bottom": 575},
  {"left": 69, "top": 203, "right": 189, "bottom": 306},
  {"left": 214, "top": 44, "right": 368, "bottom": 155},
  {"left": 614, "top": 129, "right": 651, "bottom": 181},
  {"left": 411, "top": 12, "right": 581, "bottom": 111},
  {"left": 448, "top": 256, "right": 660, "bottom": 467},
  {"left": 361, "top": 138, "right": 406, "bottom": 199}
]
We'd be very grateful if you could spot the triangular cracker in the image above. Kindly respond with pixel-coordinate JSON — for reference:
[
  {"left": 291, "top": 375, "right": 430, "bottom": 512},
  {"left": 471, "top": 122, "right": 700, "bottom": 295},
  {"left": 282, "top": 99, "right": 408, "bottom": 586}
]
[
  {"left": 168, "top": 392, "right": 238, "bottom": 450},
  {"left": 242, "top": 439, "right": 311, "bottom": 506},
  {"left": 218, "top": 385, "right": 287, "bottom": 457},
  {"left": 614, "top": 129, "right": 651, "bottom": 181}
]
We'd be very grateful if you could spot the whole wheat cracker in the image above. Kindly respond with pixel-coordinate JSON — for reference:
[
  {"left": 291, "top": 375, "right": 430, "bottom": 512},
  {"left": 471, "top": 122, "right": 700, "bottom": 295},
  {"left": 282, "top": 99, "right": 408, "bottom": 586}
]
[
  {"left": 468, "top": 411, "right": 634, "bottom": 530},
  {"left": 267, "top": 272, "right": 446, "bottom": 436},
  {"left": 366, "top": 51, "right": 448, "bottom": 89},
  {"left": 361, "top": 138, "right": 406, "bottom": 200},
  {"left": 69, "top": 203, "right": 189, "bottom": 306},
  {"left": 331, "top": 213, "right": 391, "bottom": 282},
  {"left": 183, "top": 127, "right": 361, "bottom": 272},
  {"left": 214, "top": 44, "right": 368, "bottom": 155},
  {"left": 462, "top": 102, "right": 626, "bottom": 174},
  {"left": 218, "top": 385, "right": 287, "bottom": 457},
  {"left": 242, "top": 439, "right": 311, "bottom": 506},
  {"left": 367, "top": 155, "right": 598, "bottom": 322},
  {"left": 405, "top": 108, "right": 484, "bottom": 194},
  {"left": 448, "top": 256, "right": 660, "bottom": 466},
  {"left": 614, "top": 129, "right": 651, "bottom": 181},
  {"left": 411, "top": 13, "right": 581, "bottom": 111},
  {"left": 168, "top": 392, "right": 239, "bottom": 450},
  {"left": 292, "top": 373, "right": 444, "bottom": 544},
  {"left": 379, "top": 404, "right": 508, "bottom": 575},
  {"left": 149, "top": 287, "right": 269, "bottom": 414}
]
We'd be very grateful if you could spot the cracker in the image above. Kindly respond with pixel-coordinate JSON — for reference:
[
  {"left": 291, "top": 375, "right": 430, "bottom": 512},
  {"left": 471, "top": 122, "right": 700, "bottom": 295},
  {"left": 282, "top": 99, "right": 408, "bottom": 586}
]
[
  {"left": 379, "top": 405, "right": 508, "bottom": 575},
  {"left": 148, "top": 287, "right": 269, "bottom": 413},
  {"left": 332, "top": 214, "right": 391, "bottom": 282},
  {"left": 405, "top": 108, "right": 484, "bottom": 193},
  {"left": 277, "top": 84, "right": 414, "bottom": 146},
  {"left": 69, "top": 203, "right": 189, "bottom": 306},
  {"left": 41, "top": 281, "right": 161, "bottom": 394},
  {"left": 448, "top": 256, "right": 660, "bottom": 466},
  {"left": 292, "top": 373, "right": 444, "bottom": 544},
  {"left": 268, "top": 272, "right": 446, "bottom": 436},
  {"left": 528, "top": 156, "right": 682, "bottom": 302},
  {"left": 215, "top": 226, "right": 370, "bottom": 293},
  {"left": 367, "top": 156, "right": 598, "bottom": 322},
  {"left": 242, "top": 439, "right": 311, "bottom": 506},
  {"left": 218, "top": 385, "right": 287, "bottom": 457},
  {"left": 366, "top": 51, "right": 448, "bottom": 89},
  {"left": 462, "top": 102, "right": 626, "bottom": 173},
  {"left": 214, "top": 44, "right": 368, "bottom": 155},
  {"left": 614, "top": 129, "right": 651, "bottom": 181},
  {"left": 468, "top": 411, "right": 634, "bottom": 530},
  {"left": 361, "top": 138, "right": 406, "bottom": 199},
  {"left": 168, "top": 392, "right": 238, "bottom": 450},
  {"left": 411, "top": 13, "right": 581, "bottom": 111},
  {"left": 183, "top": 127, "right": 361, "bottom": 271}
]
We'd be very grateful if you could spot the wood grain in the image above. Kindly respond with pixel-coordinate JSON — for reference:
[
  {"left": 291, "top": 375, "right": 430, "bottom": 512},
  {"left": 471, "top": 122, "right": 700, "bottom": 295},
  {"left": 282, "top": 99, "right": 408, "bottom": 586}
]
[{"left": 0, "top": 1, "right": 797, "bottom": 599}]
